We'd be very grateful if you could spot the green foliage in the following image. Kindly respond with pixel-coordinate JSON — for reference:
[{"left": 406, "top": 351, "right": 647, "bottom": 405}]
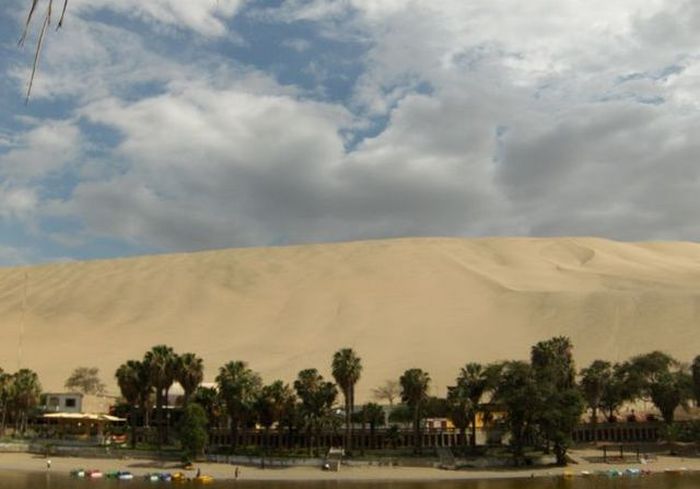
[
  {"left": 294, "top": 369, "right": 337, "bottom": 427},
  {"left": 493, "top": 361, "right": 538, "bottom": 462},
  {"left": 579, "top": 360, "right": 611, "bottom": 422},
  {"left": 255, "top": 380, "right": 296, "bottom": 429},
  {"left": 692, "top": 355, "right": 700, "bottom": 404},
  {"left": 387, "top": 404, "right": 412, "bottom": 424},
  {"left": 399, "top": 368, "right": 431, "bottom": 453},
  {"left": 360, "top": 403, "right": 386, "bottom": 434},
  {"left": 530, "top": 336, "right": 583, "bottom": 465},
  {"left": 64, "top": 367, "right": 105, "bottom": 395},
  {"left": 628, "top": 351, "right": 693, "bottom": 424},
  {"left": 331, "top": 348, "right": 362, "bottom": 451},
  {"left": 179, "top": 402, "right": 208, "bottom": 461},
  {"left": 216, "top": 360, "right": 262, "bottom": 451},
  {"left": 175, "top": 353, "right": 204, "bottom": 405}
]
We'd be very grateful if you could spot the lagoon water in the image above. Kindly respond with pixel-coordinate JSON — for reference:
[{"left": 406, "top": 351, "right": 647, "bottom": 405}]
[{"left": 1, "top": 472, "right": 700, "bottom": 489}]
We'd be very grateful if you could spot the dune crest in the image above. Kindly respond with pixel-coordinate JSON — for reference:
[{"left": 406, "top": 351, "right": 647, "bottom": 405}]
[{"left": 1, "top": 237, "right": 699, "bottom": 399}]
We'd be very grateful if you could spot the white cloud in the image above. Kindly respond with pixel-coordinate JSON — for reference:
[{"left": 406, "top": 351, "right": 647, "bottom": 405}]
[{"left": 69, "top": 0, "right": 245, "bottom": 36}]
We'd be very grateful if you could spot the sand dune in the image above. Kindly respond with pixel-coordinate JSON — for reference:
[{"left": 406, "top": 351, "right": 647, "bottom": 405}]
[{"left": 1, "top": 237, "right": 699, "bottom": 400}]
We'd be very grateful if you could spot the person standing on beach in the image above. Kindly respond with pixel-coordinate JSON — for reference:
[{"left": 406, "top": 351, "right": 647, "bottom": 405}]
[
  {"left": 46, "top": 459, "right": 51, "bottom": 470},
  {"left": 235, "top": 466, "right": 240, "bottom": 479}
]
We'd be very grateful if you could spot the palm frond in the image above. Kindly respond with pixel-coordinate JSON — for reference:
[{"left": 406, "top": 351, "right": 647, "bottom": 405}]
[{"left": 20, "top": 0, "right": 68, "bottom": 104}]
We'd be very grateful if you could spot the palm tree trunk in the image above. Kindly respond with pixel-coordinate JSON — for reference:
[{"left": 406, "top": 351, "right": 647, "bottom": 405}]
[
  {"left": 130, "top": 406, "right": 137, "bottom": 448},
  {"left": 350, "top": 386, "right": 355, "bottom": 452},
  {"left": 344, "top": 388, "right": 350, "bottom": 453},
  {"left": 470, "top": 411, "right": 477, "bottom": 448},
  {"left": 413, "top": 409, "right": 421, "bottom": 454},
  {"left": 155, "top": 389, "right": 163, "bottom": 448}
]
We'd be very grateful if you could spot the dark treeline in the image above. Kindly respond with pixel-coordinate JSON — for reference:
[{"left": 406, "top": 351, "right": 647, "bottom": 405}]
[{"left": 2, "top": 339, "right": 700, "bottom": 466}]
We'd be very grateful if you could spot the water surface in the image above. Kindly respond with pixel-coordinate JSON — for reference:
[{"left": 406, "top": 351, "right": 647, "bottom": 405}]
[{"left": 1, "top": 471, "right": 699, "bottom": 489}]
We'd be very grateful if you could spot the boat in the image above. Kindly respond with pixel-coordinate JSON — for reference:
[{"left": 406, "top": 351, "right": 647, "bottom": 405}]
[
  {"left": 172, "top": 472, "right": 187, "bottom": 482},
  {"left": 159, "top": 473, "right": 173, "bottom": 482},
  {"left": 625, "top": 468, "right": 641, "bottom": 476},
  {"left": 145, "top": 473, "right": 161, "bottom": 482},
  {"left": 580, "top": 470, "right": 593, "bottom": 477},
  {"left": 70, "top": 469, "right": 85, "bottom": 477},
  {"left": 193, "top": 475, "right": 214, "bottom": 484},
  {"left": 86, "top": 470, "right": 104, "bottom": 478}
]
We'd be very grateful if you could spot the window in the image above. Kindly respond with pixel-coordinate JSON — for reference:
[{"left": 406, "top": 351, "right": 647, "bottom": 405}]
[{"left": 65, "top": 398, "right": 77, "bottom": 408}]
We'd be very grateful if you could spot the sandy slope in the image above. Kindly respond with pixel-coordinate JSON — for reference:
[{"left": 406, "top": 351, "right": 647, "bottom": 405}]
[{"left": 0, "top": 237, "right": 699, "bottom": 399}]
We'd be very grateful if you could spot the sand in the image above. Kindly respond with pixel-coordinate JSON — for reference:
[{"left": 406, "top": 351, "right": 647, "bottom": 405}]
[
  {"left": 0, "top": 450, "right": 698, "bottom": 481},
  {"left": 1, "top": 237, "right": 699, "bottom": 398}
]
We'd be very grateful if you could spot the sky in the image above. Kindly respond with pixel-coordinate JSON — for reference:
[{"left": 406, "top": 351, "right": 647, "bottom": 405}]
[{"left": 1, "top": 0, "right": 699, "bottom": 265}]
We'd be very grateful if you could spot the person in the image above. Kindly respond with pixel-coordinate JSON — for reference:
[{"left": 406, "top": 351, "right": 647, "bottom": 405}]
[
  {"left": 234, "top": 466, "right": 240, "bottom": 480},
  {"left": 196, "top": 468, "right": 201, "bottom": 478},
  {"left": 46, "top": 459, "right": 51, "bottom": 470}
]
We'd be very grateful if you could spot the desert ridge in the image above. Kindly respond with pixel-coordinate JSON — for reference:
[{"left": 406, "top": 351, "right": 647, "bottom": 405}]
[{"left": 0, "top": 236, "right": 699, "bottom": 399}]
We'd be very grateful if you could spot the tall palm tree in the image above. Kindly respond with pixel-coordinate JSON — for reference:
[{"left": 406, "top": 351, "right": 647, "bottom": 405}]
[
  {"left": 144, "top": 345, "right": 177, "bottom": 447},
  {"left": 116, "top": 361, "right": 143, "bottom": 448},
  {"left": 691, "top": 355, "right": 700, "bottom": 406},
  {"left": 580, "top": 360, "right": 612, "bottom": 435},
  {"left": 255, "top": 380, "right": 296, "bottom": 455},
  {"left": 294, "top": 368, "right": 338, "bottom": 454},
  {"left": 176, "top": 353, "right": 204, "bottom": 406},
  {"left": 456, "top": 363, "right": 490, "bottom": 448},
  {"left": 216, "top": 361, "right": 262, "bottom": 452},
  {"left": 0, "top": 368, "right": 11, "bottom": 436},
  {"left": 9, "top": 369, "right": 41, "bottom": 434},
  {"left": 331, "top": 348, "right": 362, "bottom": 452},
  {"left": 399, "top": 368, "right": 430, "bottom": 454}
]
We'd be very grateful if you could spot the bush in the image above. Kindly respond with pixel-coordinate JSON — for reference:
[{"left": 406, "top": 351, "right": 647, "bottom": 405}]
[{"left": 179, "top": 403, "right": 208, "bottom": 461}]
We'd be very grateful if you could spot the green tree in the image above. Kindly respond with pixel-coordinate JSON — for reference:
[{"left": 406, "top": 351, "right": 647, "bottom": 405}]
[
  {"left": 599, "top": 363, "right": 633, "bottom": 421},
  {"left": 65, "top": 366, "right": 106, "bottom": 395},
  {"left": 331, "top": 348, "right": 363, "bottom": 452},
  {"left": 175, "top": 353, "right": 204, "bottom": 406},
  {"left": 455, "top": 362, "right": 491, "bottom": 447},
  {"left": 216, "top": 361, "right": 262, "bottom": 452},
  {"left": 0, "top": 368, "right": 11, "bottom": 436},
  {"left": 446, "top": 383, "right": 472, "bottom": 453},
  {"left": 294, "top": 368, "right": 337, "bottom": 454},
  {"left": 360, "top": 402, "right": 385, "bottom": 438},
  {"left": 9, "top": 369, "right": 42, "bottom": 435},
  {"left": 530, "top": 337, "right": 583, "bottom": 466},
  {"left": 629, "top": 352, "right": 692, "bottom": 424},
  {"left": 193, "top": 386, "right": 223, "bottom": 429},
  {"left": 179, "top": 402, "right": 208, "bottom": 462},
  {"left": 399, "top": 368, "right": 431, "bottom": 454},
  {"left": 691, "top": 355, "right": 700, "bottom": 405},
  {"left": 116, "top": 361, "right": 146, "bottom": 448},
  {"left": 580, "top": 360, "right": 611, "bottom": 429},
  {"left": 493, "top": 361, "right": 538, "bottom": 464},
  {"left": 144, "top": 345, "right": 177, "bottom": 447},
  {"left": 255, "top": 380, "right": 296, "bottom": 454}
]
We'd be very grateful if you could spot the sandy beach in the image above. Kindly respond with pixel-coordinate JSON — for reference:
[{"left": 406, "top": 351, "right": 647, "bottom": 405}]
[{"left": 0, "top": 450, "right": 698, "bottom": 481}]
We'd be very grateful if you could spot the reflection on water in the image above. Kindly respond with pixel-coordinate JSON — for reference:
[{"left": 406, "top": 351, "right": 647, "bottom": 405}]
[{"left": 0, "top": 471, "right": 699, "bottom": 489}]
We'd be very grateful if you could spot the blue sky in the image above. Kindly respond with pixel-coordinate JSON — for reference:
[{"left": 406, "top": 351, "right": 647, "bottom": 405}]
[{"left": 2, "top": 0, "right": 700, "bottom": 265}]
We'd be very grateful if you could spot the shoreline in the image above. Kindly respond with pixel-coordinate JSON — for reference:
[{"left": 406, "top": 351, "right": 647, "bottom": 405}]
[{"left": 0, "top": 450, "right": 699, "bottom": 481}]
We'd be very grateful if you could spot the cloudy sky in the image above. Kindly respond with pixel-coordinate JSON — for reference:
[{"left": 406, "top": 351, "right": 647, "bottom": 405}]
[{"left": 1, "top": 0, "right": 699, "bottom": 265}]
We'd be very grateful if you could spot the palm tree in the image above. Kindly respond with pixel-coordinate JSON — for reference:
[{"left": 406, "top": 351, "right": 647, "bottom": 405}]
[
  {"left": 176, "top": 353, "right": 204, "bottom": 406},
  {"left": 294, "top": 368, "right": 338, "bottom": 455},
  {"left": 691, "top": 355, "right": 700, "bottom": 405},
  {"left": 580, "top": 360, "right": 611, "bottom": 435},
  {"left": 360, "top": 402, "right": 385, "bottom": 448},
  {"left": 216, "top": 361, "right": 262, "bottom": 452},
  {"left": 255, "top": 380, "right": 296, "bottom": 456},
  {"left": 116, "top": 361, "right": 144, "bottom": 448},
  {"left": 446, "top": 383, "right": 472, "bottom": 453},
  {"left": 456, "top": 363, "right": 490, "bottom": 448},
  {"left": 144, "top": 345, "right": 177, "bottom": 447},
  {"left": 331, "top": 348, "right": 362, "bottom": 452},
  {"left": 399, "top": 368, "right": 430, "bottom": 454},
  {"left": 9, "top": 369, "right": 41, "bottom": 435},
  {"left": 0, "top": 369, "right": 11, "bottom": 436}
]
